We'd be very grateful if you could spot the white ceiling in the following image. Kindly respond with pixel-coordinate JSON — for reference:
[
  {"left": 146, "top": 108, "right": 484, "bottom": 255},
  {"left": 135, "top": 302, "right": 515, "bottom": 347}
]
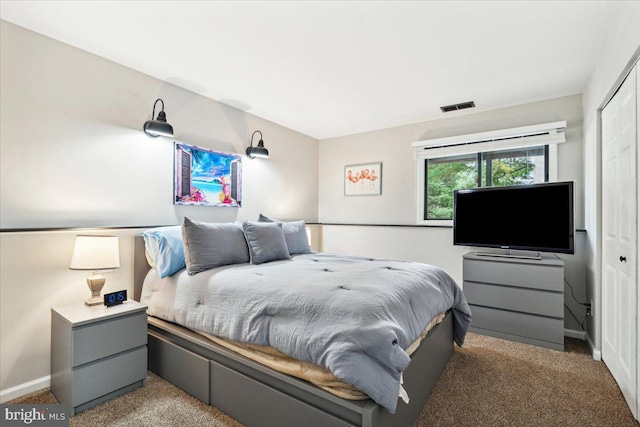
[{"left": 0, "top": 1, "right": 623, "bottom": 140}]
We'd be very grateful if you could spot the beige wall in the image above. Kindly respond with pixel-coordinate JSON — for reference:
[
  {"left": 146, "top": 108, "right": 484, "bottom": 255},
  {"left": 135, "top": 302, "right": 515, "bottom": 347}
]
[
  {"left": 0, "top": 20, "right": 319, "bottom": 229},
  {"left": 0, "top": 20, "right": 319, "bottom": 399},
  {"left": 319, "top": 94, "right": 584, "bottom": 228},
  {"left": 581, "top": 2, "right": 640, "bottom": 353}
]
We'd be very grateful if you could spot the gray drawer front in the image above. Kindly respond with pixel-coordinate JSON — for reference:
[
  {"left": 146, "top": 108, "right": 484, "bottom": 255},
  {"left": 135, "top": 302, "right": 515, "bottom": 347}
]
[
  {"left": 148, "top": 333, "right": 210, "bottom": 404},
  {"left": 72, "top": 347, "right": 147, "bottom": 406},
  {"left": 73, "top": 312, "right": 147, "bottom": 367},
  {"left": 463, "top": 259, "right": 563, "bottom": 291},
  {"left": 470, "top": 305, "right": 563, "bottom": 345},
  {"left": 464, "top": 281, "right": 563, "bottom": 318},
  {"left": 210, "top": 360, "right": 356, "bottom": 427}
]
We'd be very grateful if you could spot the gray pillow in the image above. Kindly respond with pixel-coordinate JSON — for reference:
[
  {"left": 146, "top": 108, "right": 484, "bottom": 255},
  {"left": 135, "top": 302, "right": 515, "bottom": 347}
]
[
  {"left": 242, "top": 221, "right": 291, "bottom": 265},
  {"left": 258, "top": 214, "right": 311, "bottom": 255},
  {"left": 182, "top": 218, "right": 250, "bottom": 275}
]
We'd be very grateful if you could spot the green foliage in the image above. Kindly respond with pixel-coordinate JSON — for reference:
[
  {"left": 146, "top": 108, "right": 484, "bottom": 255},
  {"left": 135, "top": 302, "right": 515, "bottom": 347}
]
[
  {"left": 427, "top": 161, "right": 476, "bottom": 219},
  {"left": 490, "top": 157, "right": 536, "bottom": 186},
  {"left": 427, "top": 154, "right": 538, "bottom": 220}
]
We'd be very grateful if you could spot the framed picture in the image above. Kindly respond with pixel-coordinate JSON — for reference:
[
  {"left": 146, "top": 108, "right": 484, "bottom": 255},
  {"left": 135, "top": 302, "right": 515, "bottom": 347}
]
[
  {"left": 174, "top": 142, "right": 242, "bottom": 207},
  {"left": 344, "top": 162, "right": 382, "bottom": 196}
]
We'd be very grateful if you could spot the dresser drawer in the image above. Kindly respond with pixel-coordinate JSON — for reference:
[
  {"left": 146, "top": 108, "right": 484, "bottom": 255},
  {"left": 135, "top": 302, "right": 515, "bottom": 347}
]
[
  {"left": 470, "top": 305, "right": 564, "bottom": 345},
  {"left": 464, "top": 281, "right": 563, "bottom": 318},
  {"left": 73, "top": 312, "right": 147, "bottom": 367},
  {"left": 463, "top": 258, "right": 563, "bottom": 291},
  {"left": 72, "top": 346, "right": 147, "bottom": 406}
]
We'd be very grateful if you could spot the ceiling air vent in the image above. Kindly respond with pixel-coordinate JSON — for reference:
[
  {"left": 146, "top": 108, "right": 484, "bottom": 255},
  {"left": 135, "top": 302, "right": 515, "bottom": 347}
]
[{"left": 440, "top": 101, "right": 475, "bottom": 113}]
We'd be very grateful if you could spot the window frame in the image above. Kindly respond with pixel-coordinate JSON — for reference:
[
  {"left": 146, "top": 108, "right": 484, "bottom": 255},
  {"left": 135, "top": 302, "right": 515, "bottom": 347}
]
[{"left": 415, "top": 144, "right": 557, "bottom": 226}]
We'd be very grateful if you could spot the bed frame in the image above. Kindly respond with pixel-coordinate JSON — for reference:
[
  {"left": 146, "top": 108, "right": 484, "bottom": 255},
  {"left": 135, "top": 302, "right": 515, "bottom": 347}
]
[{"left": 133, "top": 236, "right": 453, "bottom": 427}]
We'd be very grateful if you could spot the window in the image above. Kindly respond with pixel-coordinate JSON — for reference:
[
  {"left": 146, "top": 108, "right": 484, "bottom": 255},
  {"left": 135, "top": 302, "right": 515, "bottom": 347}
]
[
  {"left": 424, "top": 146, "right": 548, "bottom": 221},
  {"left": 426, "top": 154, "right": 478, "bottom": 220},
  {"left": 413, "top": 121, "right": 564, "bottom": 225}
]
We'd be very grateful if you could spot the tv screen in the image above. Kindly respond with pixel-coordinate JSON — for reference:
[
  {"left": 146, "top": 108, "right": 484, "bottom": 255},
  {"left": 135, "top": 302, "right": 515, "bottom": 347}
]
[{"left": 453, "top": 182, "right": 574, "bottom": 254}]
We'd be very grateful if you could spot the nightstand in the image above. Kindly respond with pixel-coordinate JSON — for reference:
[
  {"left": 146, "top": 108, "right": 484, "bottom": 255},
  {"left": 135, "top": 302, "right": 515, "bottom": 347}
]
[{"left": 51, "top": 300, "right": 148, "bottom": 416}]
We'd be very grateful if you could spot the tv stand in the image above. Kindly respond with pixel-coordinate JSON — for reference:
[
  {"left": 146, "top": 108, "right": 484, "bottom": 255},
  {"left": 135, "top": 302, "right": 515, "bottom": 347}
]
[
  {"left": 475, "top": 250, "right": 542, "bottom": 260},
  {"left": 463, "top": 252, "right": 564, "bottom": 351}
]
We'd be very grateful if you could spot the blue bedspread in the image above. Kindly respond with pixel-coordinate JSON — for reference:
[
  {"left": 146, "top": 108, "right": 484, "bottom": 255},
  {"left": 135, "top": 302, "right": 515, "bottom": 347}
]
[{"left": 142, "top": 253, "right": 471, "bottom": 413}]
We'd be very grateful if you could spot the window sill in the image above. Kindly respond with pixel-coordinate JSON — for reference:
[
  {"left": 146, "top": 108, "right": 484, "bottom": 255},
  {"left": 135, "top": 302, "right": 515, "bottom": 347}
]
[{"left": 417, "top": 219, "right": 453, "bottom": 227}]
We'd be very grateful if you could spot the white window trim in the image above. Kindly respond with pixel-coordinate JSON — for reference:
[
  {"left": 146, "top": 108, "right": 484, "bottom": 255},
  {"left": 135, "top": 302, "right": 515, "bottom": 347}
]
[
  {"left": 412, "top": 121, "right": 566, "bottom": 152},
  {"left": 414, "top": 122, "right": 563, "bottom": 226}
]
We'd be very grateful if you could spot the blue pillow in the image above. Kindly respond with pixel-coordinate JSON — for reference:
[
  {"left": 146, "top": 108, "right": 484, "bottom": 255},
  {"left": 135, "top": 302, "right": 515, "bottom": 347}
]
[{"left": 141, "top": 226, "right": 186, "bottom": 278}]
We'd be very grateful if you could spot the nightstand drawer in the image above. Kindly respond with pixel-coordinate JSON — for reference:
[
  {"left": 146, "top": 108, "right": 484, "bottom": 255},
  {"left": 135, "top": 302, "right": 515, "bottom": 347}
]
[
  {"left": 463, "top": 281, "right": 563, "bottom": 318},
  {"left": 73, "top": 312, "right": 147, "bottom": 367},
  {"left": 72, "top": 347, "right": 147, "bottom": 406},
  {"left": 463, "top": 259, "right": 563, "bottom": 291}
]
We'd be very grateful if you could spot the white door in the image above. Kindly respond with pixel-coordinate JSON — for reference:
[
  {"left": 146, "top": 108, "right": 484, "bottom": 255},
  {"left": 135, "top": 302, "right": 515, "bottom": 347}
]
[{"left": 602, "top": 65, "right": 638, "bottom": 419}]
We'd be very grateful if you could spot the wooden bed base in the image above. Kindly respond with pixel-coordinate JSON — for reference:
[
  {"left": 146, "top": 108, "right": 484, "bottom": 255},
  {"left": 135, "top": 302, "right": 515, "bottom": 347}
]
[{"left": 133, "top": 236, "right": 453, "bottom": 427}]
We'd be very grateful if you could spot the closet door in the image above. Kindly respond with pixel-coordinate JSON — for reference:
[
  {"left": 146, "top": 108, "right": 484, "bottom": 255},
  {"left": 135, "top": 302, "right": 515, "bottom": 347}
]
[{"left": 602, "top": 64, "right": 637, "bottom": 418}]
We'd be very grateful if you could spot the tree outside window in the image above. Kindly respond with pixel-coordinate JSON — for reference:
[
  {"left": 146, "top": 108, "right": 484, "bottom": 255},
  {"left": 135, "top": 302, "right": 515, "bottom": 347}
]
[
  {"left": 426, "top": 154, "right": 477, "bottom": 220},
  {"left": 425, "top": 146, "right": 547, "bottom": 220}
]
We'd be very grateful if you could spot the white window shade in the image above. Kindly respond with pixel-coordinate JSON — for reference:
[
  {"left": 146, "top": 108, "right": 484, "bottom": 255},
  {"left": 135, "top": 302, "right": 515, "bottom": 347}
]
[{"left": 413, "top": 121, "right": 566, "bottom": 159}]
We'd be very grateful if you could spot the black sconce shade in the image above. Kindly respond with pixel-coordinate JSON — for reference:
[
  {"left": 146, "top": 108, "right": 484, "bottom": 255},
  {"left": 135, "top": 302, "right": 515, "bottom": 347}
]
[
  {"left": 144, "top": 99, "right": 174, "bottom": 137},
  {"left": 246, "top": 130, "right": 269, "bottom": 159}
]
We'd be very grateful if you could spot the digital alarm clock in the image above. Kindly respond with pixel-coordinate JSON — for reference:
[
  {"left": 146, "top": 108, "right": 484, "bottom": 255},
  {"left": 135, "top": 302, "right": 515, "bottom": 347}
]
[{"left": 104, "top": 290, "right": 127, "bottom": 307}]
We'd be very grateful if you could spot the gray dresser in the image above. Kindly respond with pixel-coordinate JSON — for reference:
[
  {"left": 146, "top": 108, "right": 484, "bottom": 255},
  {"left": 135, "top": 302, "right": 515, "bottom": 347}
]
[
  {"left": 463, "top": 252, "right": 565, "bottom": 351},
  {"left": 51, "top": 300, "right": 148, "bottom": 415}
]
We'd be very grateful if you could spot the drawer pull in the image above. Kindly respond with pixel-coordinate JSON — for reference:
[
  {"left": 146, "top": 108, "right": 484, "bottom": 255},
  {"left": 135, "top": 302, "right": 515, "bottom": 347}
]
[{"left": 620, "top": 256, "right": 627, "bottom": 262}]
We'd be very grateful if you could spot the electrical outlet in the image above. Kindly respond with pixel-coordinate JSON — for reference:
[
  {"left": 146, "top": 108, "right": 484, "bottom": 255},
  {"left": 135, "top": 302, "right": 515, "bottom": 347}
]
[{"left": 589, "top": 299, "right": 595, "bottom": 317}]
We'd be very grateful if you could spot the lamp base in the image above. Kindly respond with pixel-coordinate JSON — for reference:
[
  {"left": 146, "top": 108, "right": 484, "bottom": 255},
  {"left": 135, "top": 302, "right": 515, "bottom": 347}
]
[
  {"left": 85, "top": 296, "right": 104, "bottom": 306},
  {"left": 85, "top": 275, "right": 106, "bottom": 306}
]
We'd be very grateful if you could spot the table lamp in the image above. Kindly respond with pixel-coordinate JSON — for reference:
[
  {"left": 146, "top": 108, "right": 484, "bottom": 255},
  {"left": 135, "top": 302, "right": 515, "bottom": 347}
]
[{"left": 69, "top": 235, "right": 120, "bottom": 306}]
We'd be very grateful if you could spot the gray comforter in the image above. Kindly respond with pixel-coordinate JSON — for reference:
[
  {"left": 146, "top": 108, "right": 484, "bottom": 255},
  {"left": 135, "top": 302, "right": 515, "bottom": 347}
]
[{"left": 141, "top": 253, "right": 471, "bottom": 413}]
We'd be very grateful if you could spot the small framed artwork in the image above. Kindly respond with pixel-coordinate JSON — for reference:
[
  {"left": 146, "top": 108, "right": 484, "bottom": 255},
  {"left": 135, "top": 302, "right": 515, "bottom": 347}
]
[
  {"left": 344, "top": 162, "right": 382, "bottom": 196},
  {"left": 174, "top": 142, "right": 242, "bottom": 207}
]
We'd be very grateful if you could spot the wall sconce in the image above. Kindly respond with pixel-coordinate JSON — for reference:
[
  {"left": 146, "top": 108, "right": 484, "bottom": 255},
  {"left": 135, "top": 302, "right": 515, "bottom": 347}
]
[
  {"left": 69, "top": 235, "right": 120, "bottom": 306},
  {"left": 246, "top": 130, "right": 269, "bottom": 159},
  {"left": 143, "top": 98, "right": 174, "bottom": 137}
]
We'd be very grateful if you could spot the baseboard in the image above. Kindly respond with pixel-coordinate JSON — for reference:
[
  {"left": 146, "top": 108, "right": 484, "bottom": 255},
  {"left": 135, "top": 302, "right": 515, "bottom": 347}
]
[
  {"left": 0, "top": 375, "right": 50, "bottom": 403},
  {"left": 564, "top": 328, "right": 586, "bottom": 340},
  {"left": 585, "top": 333, "right": 602, "bottom": 361}
]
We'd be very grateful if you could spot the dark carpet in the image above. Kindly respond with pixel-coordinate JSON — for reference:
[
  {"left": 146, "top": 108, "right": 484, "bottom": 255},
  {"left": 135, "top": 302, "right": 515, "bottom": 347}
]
[{"left": 9, "top": 333, "right": 638, "bottom": 426}]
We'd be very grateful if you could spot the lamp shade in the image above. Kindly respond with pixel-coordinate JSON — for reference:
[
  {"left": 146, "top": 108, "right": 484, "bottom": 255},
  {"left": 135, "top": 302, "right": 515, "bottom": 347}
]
[
  {"left": 69, "top": 235, "right": 120, "bottom": 270},
  {"left": 143, "top": 117, "right": 174, "bottom": 137},
  {"left": 246, "top": 143, "right": 269, "bottom": 159}
]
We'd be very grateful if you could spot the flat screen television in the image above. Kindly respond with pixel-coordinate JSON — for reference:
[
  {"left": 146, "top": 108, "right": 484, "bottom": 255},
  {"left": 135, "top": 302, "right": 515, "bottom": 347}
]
[{"left": 453, "top": 181, "right": 575, "bottom": 255}]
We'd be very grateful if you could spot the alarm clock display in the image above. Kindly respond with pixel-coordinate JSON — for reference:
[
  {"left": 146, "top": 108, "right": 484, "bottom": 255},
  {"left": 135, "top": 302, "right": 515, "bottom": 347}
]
[{"left": 104, "top": 290, "right": 127, "bottom": 307}]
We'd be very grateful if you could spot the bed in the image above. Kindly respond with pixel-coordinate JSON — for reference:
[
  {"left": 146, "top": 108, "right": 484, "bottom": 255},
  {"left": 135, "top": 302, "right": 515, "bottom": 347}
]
[{"left": 133, "top": 221, "right": 470, "bottom": 427}]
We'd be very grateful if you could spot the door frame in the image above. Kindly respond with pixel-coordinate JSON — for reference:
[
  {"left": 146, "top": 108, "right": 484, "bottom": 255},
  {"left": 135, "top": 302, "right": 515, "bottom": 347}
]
[
  {"left": 598, "top": 57, "right": 640, "bottom": 419},
  {"left": 636, "top": 63, "right": 640, "bottom": 420}
]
